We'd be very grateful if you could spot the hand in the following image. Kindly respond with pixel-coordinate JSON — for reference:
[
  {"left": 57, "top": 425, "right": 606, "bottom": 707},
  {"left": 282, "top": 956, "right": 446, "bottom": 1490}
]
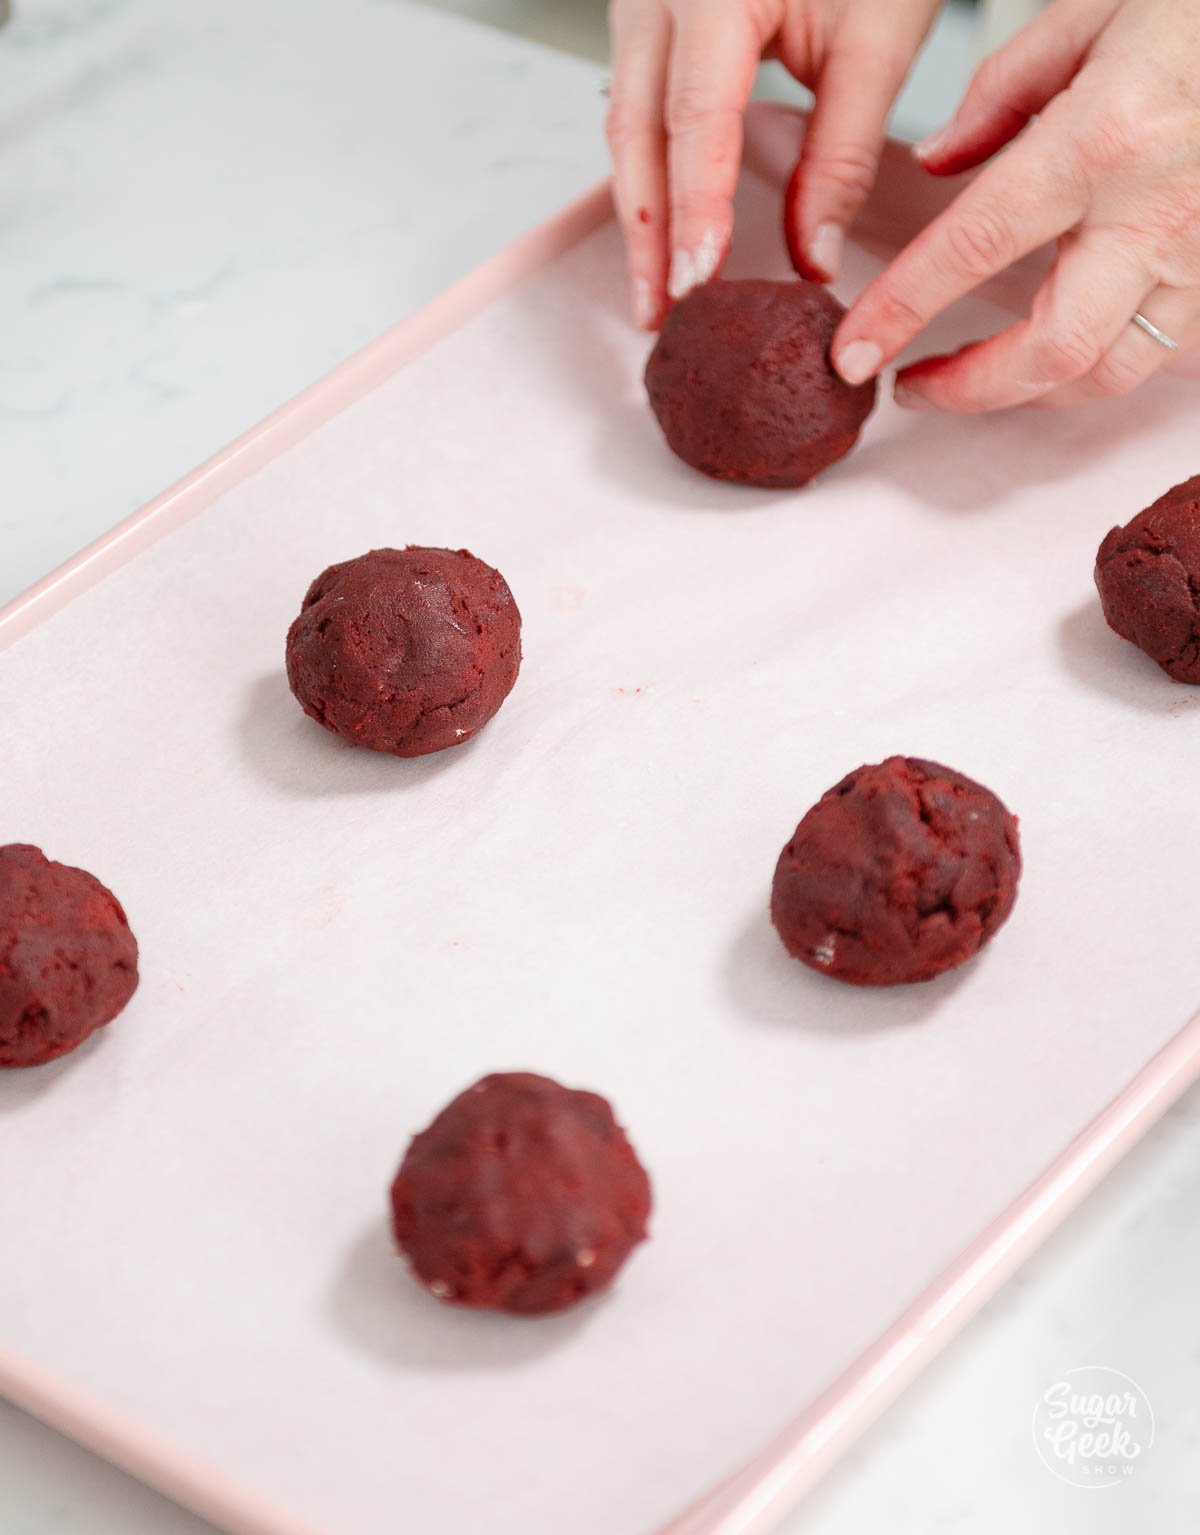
[
  {"left": 606, "top": 0, "right": 942, "bottom": 328},
  {"left": 833, "top": 0, "right": 1200, "bottom": 411}
]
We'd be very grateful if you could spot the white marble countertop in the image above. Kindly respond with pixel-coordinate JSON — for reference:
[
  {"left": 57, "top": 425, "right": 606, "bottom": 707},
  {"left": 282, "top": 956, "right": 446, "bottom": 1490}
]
[
  {"left": 2, "top": 1, "right": 1197, "bottom": 1532},
  {"left": 0, "top": 0, "right": 608, "bottom": 604}
]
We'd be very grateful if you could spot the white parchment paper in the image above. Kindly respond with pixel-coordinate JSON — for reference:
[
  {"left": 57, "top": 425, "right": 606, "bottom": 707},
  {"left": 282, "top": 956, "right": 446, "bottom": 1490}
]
[{"left": 2, "top": 169, "right": 1199, "bottom": 1535}]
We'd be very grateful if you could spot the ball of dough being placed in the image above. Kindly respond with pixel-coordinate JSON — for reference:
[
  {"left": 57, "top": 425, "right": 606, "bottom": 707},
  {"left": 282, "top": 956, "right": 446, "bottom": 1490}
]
[
  {"left": 286, "top": 546, "right": 521, "bottom": 757},
  {"left": 770, "top": 757, "right": 1021, "bottom": 988},
  {"left": 390, "top": 1072, "right": 652, "bottom": 1315},
  {"left": 644, "top": 278, "right": 877, "bottom": 489},
  {"left": 1095, "top": 474, "right": 1200, "bottom": 683},
  {"left": 0, "top": 844, "right": 139, "bottom": 1068}
]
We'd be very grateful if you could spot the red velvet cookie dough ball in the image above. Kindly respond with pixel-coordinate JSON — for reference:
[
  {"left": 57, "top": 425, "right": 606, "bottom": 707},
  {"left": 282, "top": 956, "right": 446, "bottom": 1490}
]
[
  {"left": 644, "top": 278, "right": 877, "bottom": 489},
  {"left": 0, "top": 845, "right": 138, "bottom": 1068},
  {"left": 286, "top": 546, "right": 521, "bottom": 758},
  {"left": 1095, "top": 474, "right": 1200, "bottom": 683},
  {"left": 390, "top": 1072, "right": 652, "bottom": 1315},
  {"left": 770, "top": 757, "right": 1021, "bottom": 988}
]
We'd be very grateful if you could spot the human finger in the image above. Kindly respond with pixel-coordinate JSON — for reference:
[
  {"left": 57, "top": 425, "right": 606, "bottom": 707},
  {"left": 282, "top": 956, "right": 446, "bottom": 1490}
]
[
  {"left": 1032, "top": 285, "right": 1200, "bottom": 407},
  {"left": 607, "top": 0, "right": 673, "bottom": 327},
  {"left": 892, "top": 234, "right": 1152, "bottom": 411},
  {"left": 914, "top": 0, "right": 1119, "bottom": 176},
  {"left": 833, "top": 129, "right": 1089, "bottom": 384},
  {"left": 786, "top": 0, "right": 941, "bottom": 281},
  {"left": 663, "top": 1, "right": 759, "bottom": 299}
]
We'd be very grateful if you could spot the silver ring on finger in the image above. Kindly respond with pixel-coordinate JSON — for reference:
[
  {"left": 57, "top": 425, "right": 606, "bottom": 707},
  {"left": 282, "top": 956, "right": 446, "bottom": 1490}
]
[{"left": 1131, "top": 311, "right": 1181, "bottom": 351}]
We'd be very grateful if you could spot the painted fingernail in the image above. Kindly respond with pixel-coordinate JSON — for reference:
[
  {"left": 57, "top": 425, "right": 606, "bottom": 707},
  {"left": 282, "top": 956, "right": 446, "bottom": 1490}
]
[
  {"left": 668, "top": 228, "right": 720, "bottom": 301},
  {"left": 632, "top": 276, "right": 655, "bottom": 329},
  {"left": 914, "top": 126, "right": 950, "bottom": 162},
  {"left": 835, "top": 340, "right": 883, "bottom": 386},
  {"left": 894, "top": 381, "right": 932, "bottom": 411},
  {"left": 809, "top": 222, "right": 844, "bottom": 283}
]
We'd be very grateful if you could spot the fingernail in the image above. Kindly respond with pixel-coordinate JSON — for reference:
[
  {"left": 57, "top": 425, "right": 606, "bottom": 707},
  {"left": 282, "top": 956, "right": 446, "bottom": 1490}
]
[
  {"left": 809, "top": 222, "right": 844, "bottom": 283},
  {"left": 668, "top": 228, "right": 720, "bottom": 301},
  {"left": 667, "top": 248, "right": 695, "bottom": 301},
  {"left": 894, "top": 381, "right": 932, "bottom": 411},
  {"left": 693, "top": 227, "right": 720, "bottom": 285},
  {"left": 914, "top": 126, "right": 950, "bottom": 162},
  {"left": 835, "top": 340, "right": 883, "bottom": 387},
  {"left": 632, "top": 276, "right": 655, "bottom": 329}
]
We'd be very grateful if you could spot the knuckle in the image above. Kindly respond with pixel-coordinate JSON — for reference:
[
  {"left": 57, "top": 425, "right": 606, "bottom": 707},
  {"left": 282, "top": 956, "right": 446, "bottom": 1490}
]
[
  {"left": 944, "top": 205, "right": 1018, "bottom": 279},
  {"left": 1029, "top": 323, "right": 1101, "bottom": 384},
  {"left": 665, "top": 82, "right": 731, "bottom": 139},
  {"left": 1078, "top": 97, "right": 1149, "bottom": 173},
  {"left": 1090, "top": 347, "right": 1147, "bottom": 398},
  {"left": 605, "top": 100, "right": 649, "bottom": 151},
  {"left": 961, "top": 52, "right": 1035, "bottom": 137},
  {"left": 665, "top": 79, "right": 708, "bottom": 136},
  {"left": 1030, "top": 110, "right": 1089, "bottom": 203},
  {"left": 817, "top": 144, "right": 878, "bottom": 204},
  {"left": 877, "top": 289, "right": 927, "bottom": 337},
  {"left": 969, "top": 54, "right": 1011, "bottom": 113},
  {"left": 1122, "top": 195, "right": 1200, "bottom": 262}
]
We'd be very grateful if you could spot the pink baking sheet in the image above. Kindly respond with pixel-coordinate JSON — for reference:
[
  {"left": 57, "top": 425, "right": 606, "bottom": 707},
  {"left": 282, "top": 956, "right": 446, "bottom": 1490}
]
[{"left": 2, "top": 106, "right": 1200, "bottom": 1535}]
